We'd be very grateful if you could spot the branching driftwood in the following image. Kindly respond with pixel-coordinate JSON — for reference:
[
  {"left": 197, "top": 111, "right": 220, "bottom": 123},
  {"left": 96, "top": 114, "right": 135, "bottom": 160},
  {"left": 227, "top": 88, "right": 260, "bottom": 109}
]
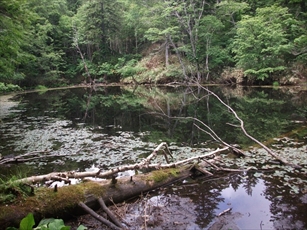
[
  {"left": 2, "top": 142, "right": 253, "bottom": 229},
  {"left": 16, "top": 143, "right": 229, "bottom": 184}
]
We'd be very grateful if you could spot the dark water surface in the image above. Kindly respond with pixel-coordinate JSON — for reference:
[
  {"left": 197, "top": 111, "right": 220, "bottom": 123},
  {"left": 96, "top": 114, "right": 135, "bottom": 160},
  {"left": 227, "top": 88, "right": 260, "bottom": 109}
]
[{"left": 1, "top": 85, "right": 307, "bottom": 229}]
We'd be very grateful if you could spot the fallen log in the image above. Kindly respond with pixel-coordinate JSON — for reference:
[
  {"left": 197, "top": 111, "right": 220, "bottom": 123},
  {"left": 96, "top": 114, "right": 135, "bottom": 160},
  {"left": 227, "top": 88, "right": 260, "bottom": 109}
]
[
  {"left": 0, "top": 167, "right": 191, "bottom": 229},
  {"left": 0, "top": 144, "right": 230, "bottom": 228},
  {"left": 15, "top": 145, "right": 228, "bottom": 184}
]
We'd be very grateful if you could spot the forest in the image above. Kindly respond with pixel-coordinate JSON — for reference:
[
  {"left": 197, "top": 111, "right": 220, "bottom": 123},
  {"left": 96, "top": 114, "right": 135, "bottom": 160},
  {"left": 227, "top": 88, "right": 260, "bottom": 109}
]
[
  {"left": 0, "top": 0, "right": 307, "bottom": 91},
  {"left": 1, "top": 1, "right": 307, "bottom": 228}
]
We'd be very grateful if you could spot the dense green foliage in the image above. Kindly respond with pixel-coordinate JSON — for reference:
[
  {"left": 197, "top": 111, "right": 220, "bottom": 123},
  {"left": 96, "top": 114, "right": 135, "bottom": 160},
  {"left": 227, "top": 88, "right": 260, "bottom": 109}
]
[
  {"left": 0, "top": 0, "right": 306, "bottom": 89},
  {"left": 0, "top": 175, "right": 33, "bottom": 204},
  {"left": 6, "top": 212, "right": 86, "bottom": 230}
]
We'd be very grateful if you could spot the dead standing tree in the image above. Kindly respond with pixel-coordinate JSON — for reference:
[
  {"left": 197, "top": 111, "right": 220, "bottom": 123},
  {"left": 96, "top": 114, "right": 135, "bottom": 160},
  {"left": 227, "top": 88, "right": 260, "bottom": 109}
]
[{"left": 72, "top": 23, "right": 93, "bottom": 85}]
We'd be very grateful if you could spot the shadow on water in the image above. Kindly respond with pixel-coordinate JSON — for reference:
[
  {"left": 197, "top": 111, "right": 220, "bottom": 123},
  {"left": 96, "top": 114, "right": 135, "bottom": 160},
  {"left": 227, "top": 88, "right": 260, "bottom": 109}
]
[{"left": 1, "top": 85, "right": 307, "bottom": 228}]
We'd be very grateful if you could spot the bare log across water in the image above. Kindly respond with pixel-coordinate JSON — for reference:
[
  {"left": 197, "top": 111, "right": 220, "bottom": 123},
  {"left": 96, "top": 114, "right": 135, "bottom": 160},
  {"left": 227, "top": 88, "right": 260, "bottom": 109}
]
[{"left": 15, "top": 145, "right": 228, "bottom": 184}]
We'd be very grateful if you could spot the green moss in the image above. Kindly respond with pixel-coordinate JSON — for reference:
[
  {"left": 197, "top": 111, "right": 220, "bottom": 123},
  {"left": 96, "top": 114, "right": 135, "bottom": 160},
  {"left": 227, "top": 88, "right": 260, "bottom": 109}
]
[
  {"left": 149, "top": 168, "right": 180, "bottom": 183},
  {"left": 169, "top": 168, "right": 179, "bottom": 177},
  {"left": 82, "top": 181, "right": 106, "bottom": 198},
  {"left": 1, "top": 181, "right": 104, "bottom": 217},
  {"left": 0, "top": 181, "right": 107, "bottom": 228},
  {"left": 151, "top": 171, "right": 169, "bottom": 183}
]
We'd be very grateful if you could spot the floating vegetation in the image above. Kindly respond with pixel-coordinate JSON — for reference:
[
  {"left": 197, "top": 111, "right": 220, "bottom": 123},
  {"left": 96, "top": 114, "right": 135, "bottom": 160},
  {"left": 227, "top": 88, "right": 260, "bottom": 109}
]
[{"left": 1, "top": 87, "right": 307, "bottom": 228}]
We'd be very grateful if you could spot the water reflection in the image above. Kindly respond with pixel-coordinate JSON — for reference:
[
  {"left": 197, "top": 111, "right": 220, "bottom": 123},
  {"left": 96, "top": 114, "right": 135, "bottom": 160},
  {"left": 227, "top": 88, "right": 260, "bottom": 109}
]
[
  {"left": 1, "top": 86, "right": 307, "bottom": 228},
  {"left": 1, "top": 86, "right": 305, "bottom": 153},
  {"left": 220, "top": 179, "right": 272, "bottom": 229},
  {"left": 156, "top": 172, "right": 306, "bottom": 229}
]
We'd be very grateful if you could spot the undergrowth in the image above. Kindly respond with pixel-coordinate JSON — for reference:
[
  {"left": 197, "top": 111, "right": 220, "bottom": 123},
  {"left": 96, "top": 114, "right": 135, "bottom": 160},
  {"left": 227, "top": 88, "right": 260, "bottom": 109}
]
[
  {"left": 0, "top": 82, "right": 22, "bottom": 93},
  {"left": 0, "top": 175, "right": 33, "bottom": 204},
  {"left": 6, "top": 213, "right": 87, "bottom": 230}
]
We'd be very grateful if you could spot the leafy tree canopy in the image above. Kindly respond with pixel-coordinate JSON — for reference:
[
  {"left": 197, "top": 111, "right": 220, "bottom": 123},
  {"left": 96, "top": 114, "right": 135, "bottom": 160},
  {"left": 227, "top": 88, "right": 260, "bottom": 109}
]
[{"left": 0, "top": 0, "right": 306, "bottom": 89}]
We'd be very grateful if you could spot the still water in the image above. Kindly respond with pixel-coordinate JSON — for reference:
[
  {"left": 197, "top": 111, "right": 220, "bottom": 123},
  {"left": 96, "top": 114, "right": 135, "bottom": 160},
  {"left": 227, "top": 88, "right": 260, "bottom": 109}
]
[{"left": 0, "top": 85, "right": 307, "bottom": 229}]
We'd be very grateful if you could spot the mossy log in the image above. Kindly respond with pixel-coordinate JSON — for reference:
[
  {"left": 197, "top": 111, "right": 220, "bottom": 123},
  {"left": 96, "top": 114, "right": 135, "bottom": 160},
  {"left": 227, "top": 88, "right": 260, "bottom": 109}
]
[{"left": 0, "top": 167, "right": 191, "bottom": 229}]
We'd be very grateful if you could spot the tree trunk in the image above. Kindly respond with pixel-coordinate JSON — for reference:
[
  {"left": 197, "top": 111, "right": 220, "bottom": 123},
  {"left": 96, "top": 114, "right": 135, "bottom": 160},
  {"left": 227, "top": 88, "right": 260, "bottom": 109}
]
[
  {"left": 0, "top": 168, "right": 191, "bottom": 229},
  {"left": 165, "top": 39, "right": 169, "bottom": 67}
]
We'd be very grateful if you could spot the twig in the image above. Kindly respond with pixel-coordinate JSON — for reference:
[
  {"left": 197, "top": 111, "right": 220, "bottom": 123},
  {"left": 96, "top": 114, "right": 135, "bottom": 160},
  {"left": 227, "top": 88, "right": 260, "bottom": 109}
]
[
  {"left": 203, "top": 159, "right": 220, "bottom": 170},
  {"left": 218, "top": 166, "right": 255, "bottom": 172},
  {"left": 143, "top": 193, "right": 150, "bottom": 230},
  {"left": 193, "top": 164, "right": 214, "bottom": 176},
  {"left": 72, "top": 23, "right": 93, "bottom": 85},
  {"left": 78, "top": 202, "right": 122, "bottom": 230},
  {"left": 98, "top": 198, "right": 123, "bottom": 228},
  {"left": 0, "top": 151, "right": 50, "bottom": 164},
  {"left": 217, "top": 208, "right": 232, "bottom": 217},
  {"left": 0, "top": 149, "right": 83, "bottom": 164}
]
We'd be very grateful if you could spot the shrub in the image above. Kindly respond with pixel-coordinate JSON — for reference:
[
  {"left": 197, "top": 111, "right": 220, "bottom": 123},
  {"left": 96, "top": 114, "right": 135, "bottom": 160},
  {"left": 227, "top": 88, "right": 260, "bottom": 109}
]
[{"left": 0, "top": 82, "right": 22, "bottom": 93}]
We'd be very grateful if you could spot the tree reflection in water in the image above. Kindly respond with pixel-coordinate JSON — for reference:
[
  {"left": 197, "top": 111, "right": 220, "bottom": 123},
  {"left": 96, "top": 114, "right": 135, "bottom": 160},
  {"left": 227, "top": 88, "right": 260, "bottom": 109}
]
[
  {"left": 1, "top": 86, "right": 307, "bottom": 228},
  {"left": 158, "top": 172, "right": 306, "bottom": 229}
]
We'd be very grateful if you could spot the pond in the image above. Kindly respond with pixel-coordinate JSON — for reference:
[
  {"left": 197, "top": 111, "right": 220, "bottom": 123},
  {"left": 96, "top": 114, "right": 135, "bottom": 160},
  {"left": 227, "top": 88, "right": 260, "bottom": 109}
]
[{"left": 1, "top": 85, "right": 307, "bottom": 229}]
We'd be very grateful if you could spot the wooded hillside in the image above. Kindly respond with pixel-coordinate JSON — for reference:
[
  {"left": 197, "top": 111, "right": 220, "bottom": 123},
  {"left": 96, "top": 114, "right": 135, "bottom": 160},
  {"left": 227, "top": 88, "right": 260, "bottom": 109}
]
[{"left": 0, "top": 0, "right": 306, "bottom": 90}]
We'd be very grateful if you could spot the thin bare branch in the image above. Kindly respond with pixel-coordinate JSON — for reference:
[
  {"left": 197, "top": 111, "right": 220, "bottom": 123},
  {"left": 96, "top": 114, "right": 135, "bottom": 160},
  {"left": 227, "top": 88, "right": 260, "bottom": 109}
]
[
  {"left": 195, "top": 83, "right": 301, "bottom": 168},
  {"left": 78, "top": 202, "right": 122, "bottom": 230},
  {"left": 16, "top": 145, "right": 228, "bottom": 184}
]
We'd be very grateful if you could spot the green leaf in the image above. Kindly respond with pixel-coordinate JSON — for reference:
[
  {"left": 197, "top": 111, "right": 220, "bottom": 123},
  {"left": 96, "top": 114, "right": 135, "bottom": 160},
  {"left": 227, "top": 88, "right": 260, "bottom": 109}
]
[
  {"left": 60, "top": 227, "right": 71, "bottom": 230},
  {"left": 37, "top": 218, "right": 56, "bottom": 226},
  {"left": 48, "top": 219, "right": 69, "bottom": 230},
  {"left": 34, "top": 226, "right": 48, "bottom": 230},
  {"left": 20, "top": 213, "right": 35, "bottom": 230},
  {"left": 77, "top": 225, "right": 88, "bottom": 230}
]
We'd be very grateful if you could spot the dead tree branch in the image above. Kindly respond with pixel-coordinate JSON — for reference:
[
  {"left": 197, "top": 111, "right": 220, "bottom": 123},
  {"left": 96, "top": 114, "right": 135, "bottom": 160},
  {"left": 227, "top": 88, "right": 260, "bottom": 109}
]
[
  {"left": 98, "top": 198, "right": 123, "bottom": 228},
  {"left": 195, "top": 83, "right": 301, "bottom": 168},
  {"left": 16, "top": 143, "right": 228, "bottom": 184},
  {"left": 72, "top": 23, "right": 93, "bottom": 85},
  {"left": 78, "top": 201, "right": 122, "bottom": 230}
]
